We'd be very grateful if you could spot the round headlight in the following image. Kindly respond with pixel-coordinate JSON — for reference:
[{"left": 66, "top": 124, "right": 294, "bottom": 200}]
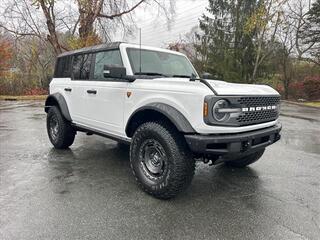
[{"left": 212, "top": 99, "right": 230, "bottom": 122}]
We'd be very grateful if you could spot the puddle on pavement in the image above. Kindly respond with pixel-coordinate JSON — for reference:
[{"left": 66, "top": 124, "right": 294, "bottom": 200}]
[
  {"left": 281, "top": 130, "right": 320, "bottom": 154},
  {"left": 28, "top": 113, "right": 46, "bottom": 120}
]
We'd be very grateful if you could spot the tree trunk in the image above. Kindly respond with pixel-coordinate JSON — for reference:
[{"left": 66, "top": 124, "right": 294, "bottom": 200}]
[
  {"left": 78, "top": 14, "right": 95, "bottom": 40},
  {"left": 282, "top": 55, "right": 290, "bottom": 100},
  {"left": 77, "top": 0, "right": 103, "bottom": 42},
  {"left": 284, "top": 78, "right": 289, "bottom": 100},
  {"left": 252, "top": 61, "right": 258, "bottom": 83},
  {"left": 38, "top": 0, "right": 62, "bottom": 54}
]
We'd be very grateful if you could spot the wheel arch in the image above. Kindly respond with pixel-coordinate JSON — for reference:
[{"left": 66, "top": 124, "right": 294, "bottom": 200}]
[
  {"left": 125, "top": 103, "right": 195, "bottom": 138},
  {"left": 44, "top": 93, "right": 72, "bottom": 122}
]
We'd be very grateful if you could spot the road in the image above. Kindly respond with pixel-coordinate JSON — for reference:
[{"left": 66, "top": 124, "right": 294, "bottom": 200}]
[{"left": 0, "top": 101, "right": 319, "bottom": 240}]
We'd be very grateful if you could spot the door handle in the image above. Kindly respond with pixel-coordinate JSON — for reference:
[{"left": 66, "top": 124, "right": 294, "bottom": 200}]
[
  {"left": 64, "top": 88, "right": 72, "bottom": 92},
  {"left": 87, "top": 89, "right": 97, "bottom": 94}
]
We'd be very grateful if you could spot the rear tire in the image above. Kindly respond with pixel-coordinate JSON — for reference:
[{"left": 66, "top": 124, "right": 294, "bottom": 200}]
[
  {"left": 130, "top": 121, "right": 195, "bottom": 199},
  {"left": 46, "top": 106, "right": 76, "bottom": 149},
  {"left": 225, "top": 149, "right": 265, "bottom": 168}
]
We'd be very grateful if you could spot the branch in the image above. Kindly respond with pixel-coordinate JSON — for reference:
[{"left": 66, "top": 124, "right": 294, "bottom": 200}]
[
  {"left": 98, "top": 0, "right": 146, "bottom": 19},
  {"left": 93, "top": 0, "right": 103, "bottom": 19},
  {"left": 300, "top": 56, "right": 320, "bottom": 66},
  {"left": 0, "top": 24, "right": 41, "bottom": 38},
  {"left": 12, "top": 0, "right": 42, "bottom": 38},
  {"left": 72, "top": 16, "right": 80, "bottom": 35}
]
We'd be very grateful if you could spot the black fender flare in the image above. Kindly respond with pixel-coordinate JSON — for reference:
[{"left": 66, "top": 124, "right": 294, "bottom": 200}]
[
  {"left": 44, "top": 93, "right": 72, "bottom": 121},
  {"left": 126, "top": 103, "right": 195, "bottom": 135}
]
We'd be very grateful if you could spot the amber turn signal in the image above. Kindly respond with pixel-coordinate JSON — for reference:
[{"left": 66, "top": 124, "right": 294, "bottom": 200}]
[{"left": 203, "top": 101, "right": 208, "bottom": 117}]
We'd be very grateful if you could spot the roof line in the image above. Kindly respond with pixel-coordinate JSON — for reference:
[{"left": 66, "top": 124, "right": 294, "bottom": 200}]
[{"left": 58, "top": 42, "right": 124, "bottom": 57}]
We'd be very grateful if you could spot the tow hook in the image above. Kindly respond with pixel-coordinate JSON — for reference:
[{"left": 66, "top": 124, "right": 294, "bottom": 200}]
[
  {"left": 242, "top": 140, "right": 251, "bottom": 151},
  {"left": 202, "top": 157, "right": 217, "bottom": 166}
]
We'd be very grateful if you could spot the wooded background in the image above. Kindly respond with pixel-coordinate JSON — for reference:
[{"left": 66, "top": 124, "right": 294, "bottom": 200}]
[{"left": 0, "top": 0, "right": 319, "bottom": 100}]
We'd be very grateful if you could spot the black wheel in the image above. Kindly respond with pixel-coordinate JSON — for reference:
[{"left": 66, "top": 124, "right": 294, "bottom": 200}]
[
  {"left": 225, "top": 149, "right": 265, "bottom": 168},
  {"left": 130, "top": 121, "right": 195, "bottom": 199},
  {"left": 46, "top": 106, "right": 76, "bottom": 149}
]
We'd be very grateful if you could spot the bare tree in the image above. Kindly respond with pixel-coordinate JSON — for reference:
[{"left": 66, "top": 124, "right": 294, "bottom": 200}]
[
  {"left": 300, "top": 0, "right": 320, "bottom": 65},
  {"left": 246, "top": 0, "right": 286, "bottom": 83},
  {"left": 276, "top": 11, "right": 296, "bottom": 99},
  {"left": 0, "top": 0, "right": 175, "bottom": 54},
  {"left": 273, "top": 0, "right": 318, "bottom": 99},
  {"left": 287, "top": 0, "right": 315, "bottom": 59}
]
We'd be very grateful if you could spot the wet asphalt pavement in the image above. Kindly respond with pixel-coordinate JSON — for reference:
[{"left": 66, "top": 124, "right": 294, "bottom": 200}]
[{"left": 0, "top": 101, "right": 319, "bottom": 240}]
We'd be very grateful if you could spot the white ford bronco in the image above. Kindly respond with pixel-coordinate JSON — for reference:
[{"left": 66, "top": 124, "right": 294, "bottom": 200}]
[{"left": 45, "top": 42, "right": 281, "bottom": 199}]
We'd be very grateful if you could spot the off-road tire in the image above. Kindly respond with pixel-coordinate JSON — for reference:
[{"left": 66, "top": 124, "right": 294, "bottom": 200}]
[
  {"left": 225, "top": 149, "right": 265, "bottom": 168},
  {"left": 130, "top": 121, "right": 195, "bottom": 199},
  {"left": 46, "top": 106, "right": 76, "bottom": 149}
]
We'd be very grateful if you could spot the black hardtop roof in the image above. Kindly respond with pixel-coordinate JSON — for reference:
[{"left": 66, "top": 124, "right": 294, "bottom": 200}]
[{"left": 57, "top": 42, "right": 123, "bottom": 58}]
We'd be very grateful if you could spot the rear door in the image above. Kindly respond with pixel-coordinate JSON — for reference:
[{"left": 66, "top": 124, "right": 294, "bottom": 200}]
[
  {"left": 68, "top": 53, "right": 93, "bottom": 124},
  {"left": 71, "top": 50, "right": 128, "bottom": 136},
  {"left": 52, "top": 56, "right": 74, "bottom": 115}
]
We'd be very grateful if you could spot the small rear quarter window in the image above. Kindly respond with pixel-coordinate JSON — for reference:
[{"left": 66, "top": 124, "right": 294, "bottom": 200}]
[{"left": 54, "top": 56, "right": 72, "bottom": 78}]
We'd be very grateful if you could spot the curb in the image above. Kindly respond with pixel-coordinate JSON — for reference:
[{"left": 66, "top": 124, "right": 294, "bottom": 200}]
[{"left": 0, "top": 95, "right": 47, "bottom": 101}]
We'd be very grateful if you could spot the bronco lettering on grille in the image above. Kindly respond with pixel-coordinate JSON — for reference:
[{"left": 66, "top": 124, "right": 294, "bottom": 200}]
[{"left": 242, "top": 105, "right": 277, "bottom": 112}]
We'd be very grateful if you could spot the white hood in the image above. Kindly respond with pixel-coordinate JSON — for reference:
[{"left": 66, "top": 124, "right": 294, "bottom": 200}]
[{"left": 207, "top": 80, "right": 279, "bottom": 96}]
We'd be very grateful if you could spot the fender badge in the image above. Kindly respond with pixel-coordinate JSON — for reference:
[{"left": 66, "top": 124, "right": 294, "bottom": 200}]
[{"left": 127, "top": 91, "right": 132, "bottom": 98}]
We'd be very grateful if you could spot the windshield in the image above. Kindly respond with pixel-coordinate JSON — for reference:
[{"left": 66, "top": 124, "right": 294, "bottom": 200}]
[{"left": 126, "top": 48, "right": 198, "bottom": 77}]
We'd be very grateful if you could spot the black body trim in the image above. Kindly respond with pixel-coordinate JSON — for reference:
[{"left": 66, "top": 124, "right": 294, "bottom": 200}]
[
  {"left": 44, "top": 93, "right": 72, "bottom": 121},
  {"left": 126, "top": 103, "right": 196, "bottom": 135},
  {"left": 73, "top": 123, "right": 131, "bottom": 144},
  {"left": 184, "top": 123, "right": 282, "bottom": 158}
]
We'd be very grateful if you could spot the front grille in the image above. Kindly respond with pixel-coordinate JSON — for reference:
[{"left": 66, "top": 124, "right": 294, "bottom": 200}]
[
  {"left": 236, "top": 96, "right": 280, "bottom": 126},
  {"left": 237, "top": 96, "right": 280, "bottom": 106}
]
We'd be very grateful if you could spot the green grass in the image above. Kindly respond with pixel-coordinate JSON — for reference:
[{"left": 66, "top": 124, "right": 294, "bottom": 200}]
[
  {"left": 303, "top": 102, "right": 320, "bottom": 108},
  {"left": 0, "top": 95, "right": 47, "bottom": 101}
]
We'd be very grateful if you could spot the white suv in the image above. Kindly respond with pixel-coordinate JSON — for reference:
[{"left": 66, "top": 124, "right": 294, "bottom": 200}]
[{"left": 45, "top": 42, "right": 282, "bottom": 199}]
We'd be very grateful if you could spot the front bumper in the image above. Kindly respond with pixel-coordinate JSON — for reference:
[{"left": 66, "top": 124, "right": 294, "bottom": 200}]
[{"left": 184, "top": 123, "right": 281, "bottom": 157}]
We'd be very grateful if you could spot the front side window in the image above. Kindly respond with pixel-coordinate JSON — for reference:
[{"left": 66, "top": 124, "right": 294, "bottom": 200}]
[
  {"left": 126, "top": 48, "right": 198, "bottom": 77},
  {"left": 72, "top": 54, "right": 92, "bottom": 80},
  {"left": 93, "top": 50, "right": 123, "bottom": 80}
]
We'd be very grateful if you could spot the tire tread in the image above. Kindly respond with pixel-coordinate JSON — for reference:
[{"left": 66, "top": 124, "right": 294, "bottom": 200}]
[
  {"left": 130, "top": 121, "right": 195, "bottom": 199},
  {"left": 47, "top": 106, "right": 75, "bottom": 149}
]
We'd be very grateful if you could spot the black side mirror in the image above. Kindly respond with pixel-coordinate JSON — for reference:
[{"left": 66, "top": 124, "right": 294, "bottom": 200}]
[
  {"left": 202, "top": 72, "right": 212, "bottom": 79},
  {"left": 103, "top": 65, "right": 126, "bottom": 79}
]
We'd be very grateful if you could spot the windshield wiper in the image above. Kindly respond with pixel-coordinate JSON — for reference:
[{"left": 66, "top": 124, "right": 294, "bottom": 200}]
[
  {"left": 171, "top": 74, "right": 192, "bottom": 78},
  {"left": 134, "top": 72, "right": 167, "bottom": 76}
]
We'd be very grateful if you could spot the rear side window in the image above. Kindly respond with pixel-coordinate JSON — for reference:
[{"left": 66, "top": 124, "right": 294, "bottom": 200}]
[
  {"left": 72, "top": 54, "right": 92, "bottom": 80},
  {"left": 93, "top": 50, "right": 123, "bottom": 80},
  {"left": 54, "top": 56, "right": 72, "bottom": 78}
]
